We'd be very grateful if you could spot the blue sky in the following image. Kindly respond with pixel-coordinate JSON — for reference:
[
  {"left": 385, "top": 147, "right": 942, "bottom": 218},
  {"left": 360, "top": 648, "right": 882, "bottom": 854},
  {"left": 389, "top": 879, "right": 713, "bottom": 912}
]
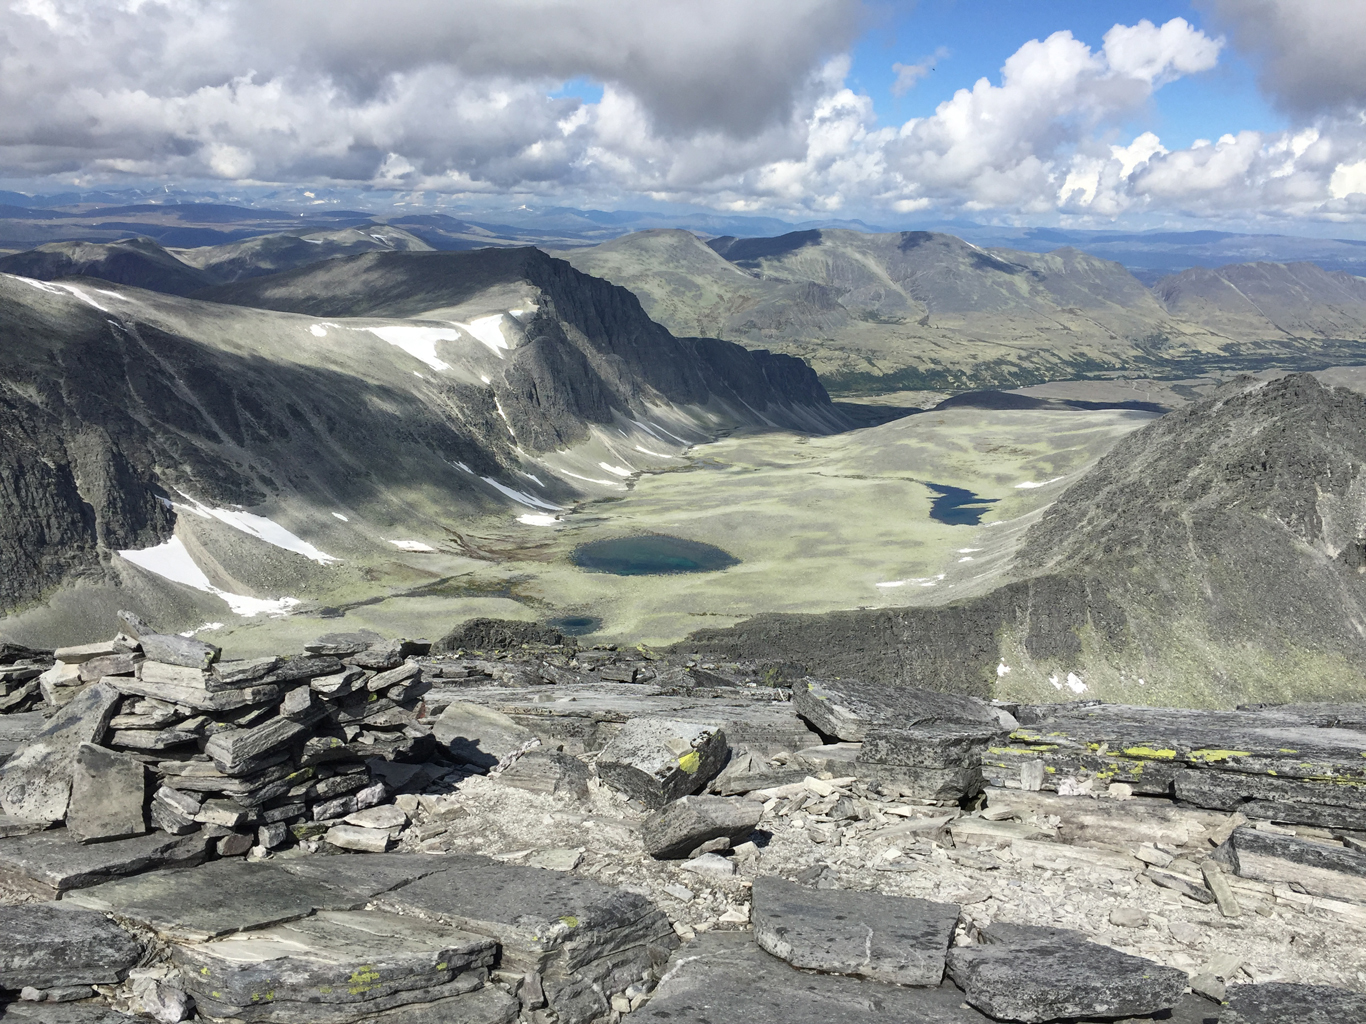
[{"left": 852, "top": 1, "right": 1285, "bottom": 151}]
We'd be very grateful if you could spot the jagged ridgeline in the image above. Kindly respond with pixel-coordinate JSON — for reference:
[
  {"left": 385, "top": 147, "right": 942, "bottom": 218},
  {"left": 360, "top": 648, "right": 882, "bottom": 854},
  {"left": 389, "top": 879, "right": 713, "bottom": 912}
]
[
  {"left": 0, "top": 247, "right": 842, "bottom": 621},
  {"left": 684, "top": 374, "right": 1366, "bottom": 706}
]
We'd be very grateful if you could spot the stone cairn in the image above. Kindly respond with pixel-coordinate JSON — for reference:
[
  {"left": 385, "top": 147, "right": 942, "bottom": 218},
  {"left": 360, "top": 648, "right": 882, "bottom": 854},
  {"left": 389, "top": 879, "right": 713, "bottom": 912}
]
[{"left": 1, "top": 614, "right": 437, "bottom": 855}]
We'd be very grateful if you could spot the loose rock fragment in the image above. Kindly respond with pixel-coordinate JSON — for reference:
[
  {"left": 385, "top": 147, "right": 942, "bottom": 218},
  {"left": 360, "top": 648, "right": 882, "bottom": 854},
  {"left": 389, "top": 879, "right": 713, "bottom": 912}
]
[
  {"left": 752, "top": 875, "right": 959, "bottom": 986},
  {"left": 434, "top": 702, "right": 538, "bottom": 769},
  {"left": 0, "top": 904, "right": 141, "bottom": 989},
  {"left": 595, "top": 718, "right": 728, "bottom": 808},
  {"left": 67, "top": 743, "right": 145, "bottom": 843},
  {"left": 642, "top": 795, "right": 763, "bottom": 859}
]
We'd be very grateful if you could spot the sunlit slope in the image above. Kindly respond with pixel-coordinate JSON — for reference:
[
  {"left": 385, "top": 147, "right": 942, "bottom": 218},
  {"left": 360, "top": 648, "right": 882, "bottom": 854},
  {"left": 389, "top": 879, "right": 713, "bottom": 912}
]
[
  {"left": 0, "top": 248, "right": 841, "bottom": 643},
  {"left": 560, "top": 229, "right": 1366, "bottom": 392}
]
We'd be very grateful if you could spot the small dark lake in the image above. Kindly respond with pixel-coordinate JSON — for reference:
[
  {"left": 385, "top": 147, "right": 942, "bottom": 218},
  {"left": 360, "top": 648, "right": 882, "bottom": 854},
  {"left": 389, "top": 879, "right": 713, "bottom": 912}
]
[
  {"left": 925, "top": 483, "right": 998, "bottom": 526},
  {"left": 571, "top": 534, "right": 740, "bottom": 575},
  {"left": 546, "top": 615, "right": 603, "bottom": 636}
]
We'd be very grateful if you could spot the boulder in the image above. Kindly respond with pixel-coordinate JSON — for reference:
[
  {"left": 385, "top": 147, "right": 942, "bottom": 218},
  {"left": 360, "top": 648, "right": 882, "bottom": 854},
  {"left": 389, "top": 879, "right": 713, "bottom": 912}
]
[
  {"left": 751, "top": 875, "right": 959, "bottom": 986},
  {"left": 641, "top": 795, "right": 763, "bottom": 859},
  {"left": 0, "top": 904, "right": 141, "bottom": 989},
  {"left": 67, "top": 743, "right": 146, "bottom": 843},
  {"left": 791, "top": 678, "right": 1003, "bottom": 741},
  {"left": 137, "top": 634, "right": 220, "bottom": 670},
  {"left": 374, "top": 855, "right": 677, "bottom": 1024},
  {"left": 945, "top": 923, "right": 1188, "bottom": 1023},
  {"left": 173, "top": 910, "right": 497, "bottom": 1023},
  {"left": 0, "top": 682, "right": 121, "bottom": 823},
  {"left": 1212, "top": 826, "right": 1366, "bottom": 903},
  {"left": 594, "top": 718, "right": 728, "bottom": 808},
  {"left": 1222, "top": 982, "right": 1366, "bottom": 1024},
  {"left": 433, "top": 703, "right": 537, "bottom": 769},
  {"left": 638, "top": 932, "right": 990, "bottom": 1023},
  {"left": 494, "top": 750, "right": 592, "bottom": 799}
]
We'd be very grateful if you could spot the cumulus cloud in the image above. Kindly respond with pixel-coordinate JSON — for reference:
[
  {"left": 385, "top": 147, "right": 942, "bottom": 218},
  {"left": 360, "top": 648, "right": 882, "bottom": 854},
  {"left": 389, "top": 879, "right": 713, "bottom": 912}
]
[
  {"left": 1197, "top": 0, "right": 1366, "bottom": 115},
  {"left": 891, "top": 47, "right": 949, "bottom": 97},
  {"left": 6, "top": 3, "right": 1366, "bottom": 226}
]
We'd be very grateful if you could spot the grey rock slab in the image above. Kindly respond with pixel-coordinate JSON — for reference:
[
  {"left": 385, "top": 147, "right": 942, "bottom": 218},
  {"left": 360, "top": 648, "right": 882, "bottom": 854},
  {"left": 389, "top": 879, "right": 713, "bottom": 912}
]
[
  {"left": 642, "top": 795, "right": 763, "bottom": 859},
  {"left": 595, "top": 718, "right": 728, "bottom": 808},
  {"left": 860, "top": 723, "right": 1006, "bottom": 770},
  {"left": 751, "top": 875, "right": 959, "bottom": 986},
  {"left": 204, "top": 718, "right": 306, "bottom": 774},
  {"left": 325, "top": 825, "right": 390, "bottom": 852},
  {"left": 208, "top": 657, "right": 280, "bottom": 689},
  {"left": 494, "top": 750, "right": 592, "bottom": 799},
  {"left": 0, "top": 713, "right": 46, "bottom": 768},
  {"left": 1222, "top": 982, "right": 1366, "bottom": 1024},
  {"left": 352, "top": 986, "right": 518, "bottom": 1024},
  {"left": 137, "top": 635, "right": 219, "bottom": 670},
  {"left": 62, "top": 860, "right": 351, "bottom": 941},
  {"left": 172, "top": 909, "right": 496, "bottom": 1023},
  {"left": 111, "top": 673, "right": 279, "bottom": 713},
  {"left": 0, "top": 1003, "right": 146, "bottom": 1024},
  {"left": 374, "top": 851, "right": 677, "bottom": 988},
  {"left": 855, "top": 762, "right": 985, "bottom": 802},
  {"left": 272, "top": 852, "right": 449, "bottom": 901},
  {"left": 638, "top": 932, "right": 991, "bottom": 1024},
  {"left": 1212, "top": 825, "right": 1366, "bottom": 902},
  {"left": 1174, "top": 768, "right": 1366, "bottom": 829},
  {"left": 67, "top": 744, "right": 145, "bottom": 843},
  {"left": 792, "top": 678, "right": 1003, "bottom": 742},
  {"left": 0, "top": 682, "right": 121, "bottom": 823},
  {"left": 0, "top": 903, "right": 141, "bottom": 989},
  {"left": 945, "top": 923, "right": 1189, "bottom": 1023},
  {"left": 432, "top": 703, "right": 537, "bottom": 769},
  {"left": 709, "top": 750, "right": 809, "bottom": 796},
  {"left": 0, "top": 828, "right": 209, "bottom": 895}
]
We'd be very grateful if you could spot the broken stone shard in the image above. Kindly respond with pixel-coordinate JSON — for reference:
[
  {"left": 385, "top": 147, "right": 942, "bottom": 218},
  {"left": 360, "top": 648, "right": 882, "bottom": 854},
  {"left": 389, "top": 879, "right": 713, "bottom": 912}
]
[
  {"left": 641, "top": 795, "right": 763, "bottom": 859},
  {"left": 0, "top": 828, "right": 209, "bottom": 896},
  {"left": 0, "top": 903, "right": 141, "bottom": 989},
  {"left": 0, "top": 681, "right": 121, "bottom": 823},
  {"left": 494, "top": 750, "right": 592, "bottom": 799},
  {"left": 945, "top": 922, "right": 1188, "bottom": 1023},
  {"left": 66, "top": 743, "right": 145, "bottom": 843},
  {"left": 751, "top": 875, "right": 959, "bottom": 986},
  {"left": 137, "top": 634, "right": 220, "bottom": 670},
  {"left": 594, "top": 718, "right": 728, "bottom": 808},
  {"left": 325, "top": 824, "right": 391, "bottom": 852}
]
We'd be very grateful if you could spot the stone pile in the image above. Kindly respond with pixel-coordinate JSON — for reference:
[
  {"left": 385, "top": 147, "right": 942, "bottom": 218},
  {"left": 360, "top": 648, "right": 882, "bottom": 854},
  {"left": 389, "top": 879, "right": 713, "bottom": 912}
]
[
  {"left": 0, "top": 644, "right": 53, "bottom": 715},
  {"left": 0, "top": 616, "right": 438, "bottom": 860}
]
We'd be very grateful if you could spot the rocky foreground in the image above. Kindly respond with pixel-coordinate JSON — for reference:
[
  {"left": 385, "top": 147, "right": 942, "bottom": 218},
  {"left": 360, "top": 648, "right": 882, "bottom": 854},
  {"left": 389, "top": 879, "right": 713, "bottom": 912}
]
[{"left": 1, "top": 622, "right": 1365, "bottom": 1023}]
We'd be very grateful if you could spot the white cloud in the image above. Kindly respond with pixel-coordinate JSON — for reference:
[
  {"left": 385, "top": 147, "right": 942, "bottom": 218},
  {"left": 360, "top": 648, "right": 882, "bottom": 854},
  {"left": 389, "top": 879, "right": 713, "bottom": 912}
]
[{"left": 891, "top": 47, "right": 949, "bottom": 97}]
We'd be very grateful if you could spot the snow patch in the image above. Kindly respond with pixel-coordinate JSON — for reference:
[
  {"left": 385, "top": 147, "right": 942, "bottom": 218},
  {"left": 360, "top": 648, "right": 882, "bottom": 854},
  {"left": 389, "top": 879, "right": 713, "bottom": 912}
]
[
  {"left": 364, "top": 325, "right": 455, "bottom": 371},
  {"left": 482, "top": 476, "right": 563, "bottom": 510},
  {"left": 598, "top": 462, "right": 633, "bottom": 478},
  {"left": 173, "top": 494, "right": 339, "bottom": 564},
  {"left": 118, "top": 537, "right": 300, "bottom": 618},
  {"left": 457, "top": 314, "right": 510, "bottom": 356},
  {"left": 1015, "top": 477, "right": 1065, "bottom": 489},
  {"left": 517, "top": 513, "right": 560, "bottom": 526},
  {"left": 876, "top": 573, "right": 946, "bottom": 589},
  {"left": 997, "top": 662, "right": 1011, "bottom": 677},
  {"left": 635, "top": 446, "right": 673, "bottom": 458},
  {"left": 390, "top": 540, "right": 437, "bottom": 552},
  {"left": 558, "top": 470, "right": 627, "bottom": 488},
  {"left": 1050, "top": 672, "right": 1088, "bottom": 694},
  {"left": 332, "top": 512, "right": 349, "bottom": 522},
  {"left": 957, "top": 556, "right": 974, "bottom": 562},
  {"left": 180, "top": 622, "right": 225, "bottom": 637}
]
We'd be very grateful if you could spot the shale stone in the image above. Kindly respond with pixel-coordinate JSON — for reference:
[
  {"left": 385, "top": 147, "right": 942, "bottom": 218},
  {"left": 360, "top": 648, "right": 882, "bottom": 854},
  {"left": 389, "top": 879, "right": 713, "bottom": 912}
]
[
  {"left": 0, "top": 1002, "right": 146, "bottom": 1024},
  {"left": 0, "top": 828, "right": 209, "bottom": 896},
  {"left": 137, "top": 634, "right": 219, "bottom": 670},
  {"left": 642, "top": 795, "right": 763, "bottom": 859},
  {"left": 752, "top": 875, "right": 959, "bottom": 986},
  {"left": 1212, "top": 825, "right": 1366, "bottom": 903},
  {"left": 946, "top": 923, "right": 1189, "bottom": 1023},
  {"left": 0, "top": 904, "right": 141, "bottom": 989},
  {"left": 792, "top": 678, "right": 1002, "bottom": 742},
  {"left": 67, "top": 744, "right": 145, "bottom": 843},
  {"left": 1222, "top": 982, "right": 1366, "bottom": 1024},
  {"left": 0, "top": 682, "right": 121, "bottom": 823},
  {"left": 638, "top": 932, "right": 990, "bottom": 1023},
  {"left": 433, "top": 702, "right": 537, "bottom": 769},
  {"left": 495, "top": 750, "right": 592, "bottom": 799},
  {"left": 173, "top": 910, "right": 496, "bottom": 1024},
  {"left": 595, "top": 718, "right": 728, "bottom": 808}
]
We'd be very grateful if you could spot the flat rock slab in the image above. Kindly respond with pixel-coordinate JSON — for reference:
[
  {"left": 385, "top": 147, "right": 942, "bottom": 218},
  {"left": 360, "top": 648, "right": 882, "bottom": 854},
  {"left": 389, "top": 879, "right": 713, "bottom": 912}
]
[
  {"left": 0, "top": 828, "right": 209, "bottom": 895},
  {"left": 0, "top": 1005, "right": 146, "bottom": 1024},
  {"left": 1175, "top": 769, "right": 1366, "bottom": 830},
  {"left": 946, "top": 923, "right": 1189, "bottom": 1023},
  {"left": 751, "top": 876, "right": 959, "bottom": 986},
  {"left": 0, "top": 682, "right": 121, "bottom": 823},
  {"left": 272, "top": 852, "right": 449, "bottom": 901},
  {"left": 63, "top": 860, "right": 355, "bottom": 941},
  {"left": 642, "top": 795, "right": 763, "bottom": 859},
  {"left": 353, "top": 987, "right": 518, "bottom": 1024},
  {"left": 595, "top": 718, "right": 728, "bottom": 808},
  {"left": 173, "top": 910, "right": 496, "bottom": 1023},
  {"left": 1223, "top": 982, "right": 1366, "bottom": 1023},
  {"left": 0, "top": 713, "right": 46, "bottom": 767},
  {"left": 67, "top": 745, "right": 145, "bottom": 844},
  {"left": 792, "top": 679, "right": 1003, "bottom": 742},
  {"left": 0, "top": 904, "right": 141, "bottom": 989},
  {"left": 433, "top": 703, "right": 536, "bottom": 769},
  {"left": 375, "top": 856, "right": 676, "bottom": 1024},
  {"left": 494, "top": 751, "right": 591, "bottom": 799},
  {"left": 1213, "top": 826, "right": 1366, "bottom": 902},
  {"left": 638, "top": 932, "right": 990, "bottom": 1023}
]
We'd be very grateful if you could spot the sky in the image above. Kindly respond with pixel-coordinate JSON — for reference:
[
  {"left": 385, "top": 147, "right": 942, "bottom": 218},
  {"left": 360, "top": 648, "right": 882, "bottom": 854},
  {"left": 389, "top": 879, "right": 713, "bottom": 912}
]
[{"left": 3, "top": 0, "right": 1366, "bottom": 232}]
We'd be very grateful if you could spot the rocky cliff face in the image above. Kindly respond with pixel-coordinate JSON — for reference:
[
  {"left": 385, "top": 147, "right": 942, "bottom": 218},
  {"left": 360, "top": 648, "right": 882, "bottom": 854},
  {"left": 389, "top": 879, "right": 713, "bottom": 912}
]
[{"left": 684, "top": 375, "right": 1366, "bottom": 706}]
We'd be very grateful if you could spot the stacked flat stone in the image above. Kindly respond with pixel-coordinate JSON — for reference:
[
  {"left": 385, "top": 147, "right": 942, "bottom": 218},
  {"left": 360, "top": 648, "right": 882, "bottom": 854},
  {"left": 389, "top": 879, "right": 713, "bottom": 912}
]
[
  {"left": 0, "top": 616, "right": 435, "bottom": 854},
  {"left": 982, "top": 701, "right": 1366, "bottom": 829},
  {"left": 1, "top": 642, "right": 56, "bottom": 714}
]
